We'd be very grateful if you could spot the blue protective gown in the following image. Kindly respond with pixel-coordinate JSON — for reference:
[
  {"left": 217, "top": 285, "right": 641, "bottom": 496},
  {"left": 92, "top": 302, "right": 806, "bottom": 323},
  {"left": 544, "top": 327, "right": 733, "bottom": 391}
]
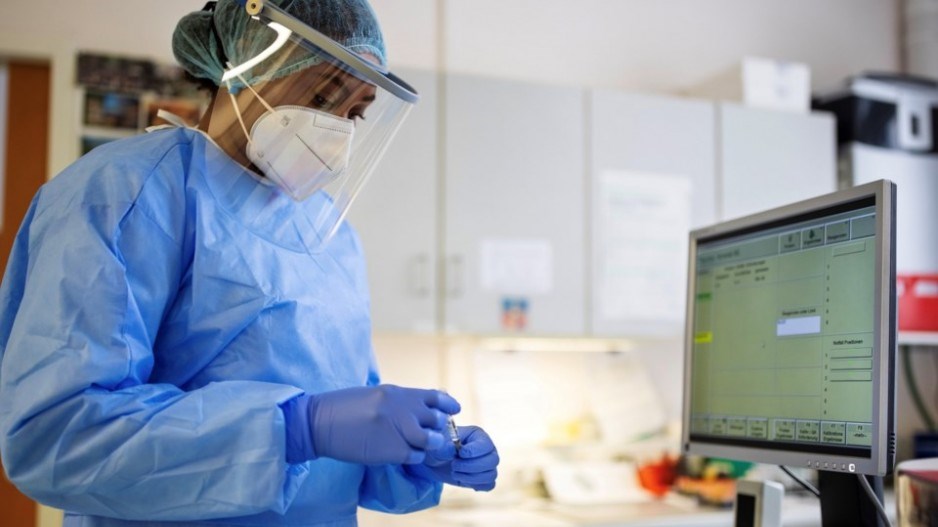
[{"left": 0, "top": 128, "right": 441, "bottom": 526}]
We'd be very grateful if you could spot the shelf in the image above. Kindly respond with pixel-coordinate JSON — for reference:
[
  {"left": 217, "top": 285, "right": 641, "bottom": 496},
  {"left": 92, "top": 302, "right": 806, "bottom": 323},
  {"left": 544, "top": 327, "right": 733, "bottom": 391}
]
[
  {"left": 80, "top": 125, "right": 138, "bottom": 140},
  {"left": 898, "top": 331, "right": 938, "bottom": 347}
]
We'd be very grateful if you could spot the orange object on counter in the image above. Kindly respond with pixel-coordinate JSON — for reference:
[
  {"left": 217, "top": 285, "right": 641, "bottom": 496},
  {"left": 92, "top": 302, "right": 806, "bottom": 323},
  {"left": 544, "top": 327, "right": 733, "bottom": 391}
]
[{"left": 636, "top": 454, "right": 678, "bottom": 497}]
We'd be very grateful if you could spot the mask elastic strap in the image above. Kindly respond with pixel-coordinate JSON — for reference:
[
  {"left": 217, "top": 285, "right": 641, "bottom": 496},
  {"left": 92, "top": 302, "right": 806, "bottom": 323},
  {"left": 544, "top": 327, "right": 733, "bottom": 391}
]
[
  {"left": 226, "top": 80, "right": 255, "bottom": 149},
  {"left": 223, "top": 64, "right": 280, "bottom": 147},
  {"left": 229, "top": 64, "right": 278, "bottom": 115}
]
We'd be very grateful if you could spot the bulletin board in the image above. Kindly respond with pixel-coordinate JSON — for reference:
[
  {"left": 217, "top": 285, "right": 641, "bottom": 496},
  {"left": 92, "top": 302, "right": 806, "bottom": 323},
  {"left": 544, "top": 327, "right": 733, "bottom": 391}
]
[{"left": 75, "top": 52, "right": 208, "bottom": 155}]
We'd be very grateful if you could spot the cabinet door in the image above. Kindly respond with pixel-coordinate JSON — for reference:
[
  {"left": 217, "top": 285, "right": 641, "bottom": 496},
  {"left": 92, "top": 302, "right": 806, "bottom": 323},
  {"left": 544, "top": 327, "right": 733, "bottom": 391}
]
[
  {"left": 589, "top": 90, "right": 716, "bottom": 337},
  {"left": 444, "top": 74, "right": 586, "bottom": 335},
  {"left": 720, "top": 103, "right": 836, "bottom": 220},
  {"left": 347, "top": 69, "right": 438, "bottom": 333}
]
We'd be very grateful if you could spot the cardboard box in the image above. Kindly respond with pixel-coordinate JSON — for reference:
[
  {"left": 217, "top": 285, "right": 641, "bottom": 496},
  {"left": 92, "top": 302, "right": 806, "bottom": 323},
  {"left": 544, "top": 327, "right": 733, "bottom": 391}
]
[{"left": 687, "top": 56, "right": 811, "bottom": 113}]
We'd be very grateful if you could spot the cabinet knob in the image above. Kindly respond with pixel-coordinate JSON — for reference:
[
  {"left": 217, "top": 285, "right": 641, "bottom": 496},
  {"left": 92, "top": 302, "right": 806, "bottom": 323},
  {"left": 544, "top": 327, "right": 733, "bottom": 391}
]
[
  {"left": 409, "top": 254, "right": 431, "bottom": 298},
  {"left": 446, "top": 254, "right": 464, "bottom": 298}
]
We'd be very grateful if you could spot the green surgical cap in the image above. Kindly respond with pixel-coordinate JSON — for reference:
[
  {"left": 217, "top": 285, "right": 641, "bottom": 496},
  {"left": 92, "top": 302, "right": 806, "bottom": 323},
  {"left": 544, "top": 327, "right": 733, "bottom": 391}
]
[{"left": 172, "top": 0, "right": 386, "bottom": 88}]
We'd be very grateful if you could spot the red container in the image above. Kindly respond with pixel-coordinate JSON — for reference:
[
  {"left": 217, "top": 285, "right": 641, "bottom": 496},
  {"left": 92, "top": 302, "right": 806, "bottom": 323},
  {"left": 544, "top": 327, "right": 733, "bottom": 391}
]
[{"left": 898, "top": 274, "right": 938, "bottom": 331}]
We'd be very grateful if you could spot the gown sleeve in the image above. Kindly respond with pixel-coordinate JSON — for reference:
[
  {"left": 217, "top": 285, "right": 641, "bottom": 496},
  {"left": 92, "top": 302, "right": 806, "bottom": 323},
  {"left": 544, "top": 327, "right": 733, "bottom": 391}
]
[
  {"left": 357, "top": 335, "right": 443, "bottom": 514},
  {"left": 0, "top": 143, "right": 309, "bottom": 521},
  {"left": 359, "top": 465, "right": 443, "bottom": 514}
]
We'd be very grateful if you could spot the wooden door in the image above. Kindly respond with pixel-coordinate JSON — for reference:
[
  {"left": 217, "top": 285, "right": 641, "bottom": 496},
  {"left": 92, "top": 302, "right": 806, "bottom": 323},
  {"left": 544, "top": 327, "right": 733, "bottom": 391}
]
[{"left": 0, "top": 59, "right": 51, "bottom": 527}]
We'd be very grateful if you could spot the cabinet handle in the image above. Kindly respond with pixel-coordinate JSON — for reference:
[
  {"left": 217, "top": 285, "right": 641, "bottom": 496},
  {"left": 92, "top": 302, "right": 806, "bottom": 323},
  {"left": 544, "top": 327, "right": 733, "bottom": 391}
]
[
  {"left": 446, "top": 254, "right": 464, "bottom": 298},
  {"left": 410, "top": 254, "right": 431, "bottom": 298}
]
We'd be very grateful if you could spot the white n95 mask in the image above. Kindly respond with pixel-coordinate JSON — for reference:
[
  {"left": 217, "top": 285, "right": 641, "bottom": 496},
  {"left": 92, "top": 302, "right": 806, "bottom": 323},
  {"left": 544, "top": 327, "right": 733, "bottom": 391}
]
[{"left": 246, "top": 106, "right": 355, "bottom": 202}]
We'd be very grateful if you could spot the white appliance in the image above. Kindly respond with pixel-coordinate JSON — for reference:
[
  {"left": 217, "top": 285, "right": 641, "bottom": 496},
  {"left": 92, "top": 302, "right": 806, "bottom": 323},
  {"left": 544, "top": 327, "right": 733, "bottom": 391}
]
[{"left": 816, "top": 73, "right": 938, "bottom": 332}]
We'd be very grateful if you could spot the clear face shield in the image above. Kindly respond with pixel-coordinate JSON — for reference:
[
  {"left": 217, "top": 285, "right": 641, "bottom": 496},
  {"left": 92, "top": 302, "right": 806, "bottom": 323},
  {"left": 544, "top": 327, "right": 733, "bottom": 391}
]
[{"left": 214, "top": 0, "right": 417, "bottom": 250}]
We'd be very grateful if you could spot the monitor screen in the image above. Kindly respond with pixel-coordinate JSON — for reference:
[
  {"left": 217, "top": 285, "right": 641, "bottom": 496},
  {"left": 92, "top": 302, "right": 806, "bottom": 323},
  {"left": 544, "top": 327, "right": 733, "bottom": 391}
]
[{"left": 681, "top": 180, "right": 896, "bottom": 476}]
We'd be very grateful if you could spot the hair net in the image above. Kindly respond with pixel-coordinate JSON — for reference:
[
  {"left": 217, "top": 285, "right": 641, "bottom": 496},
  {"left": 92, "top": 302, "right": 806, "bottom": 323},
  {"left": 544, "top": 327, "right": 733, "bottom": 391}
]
[{"left": 172, "top": 0, "right": 387, "bottom": 88}]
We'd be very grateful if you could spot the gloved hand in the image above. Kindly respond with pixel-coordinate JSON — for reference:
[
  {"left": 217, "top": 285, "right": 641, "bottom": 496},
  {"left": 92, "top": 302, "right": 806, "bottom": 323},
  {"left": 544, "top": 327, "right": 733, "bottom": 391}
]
[
  {"left": 405, "top": 425, "right": 499, "bottom": 491},
  {"left": 289, "top": 385, "right": 460, "bottom": 466}
]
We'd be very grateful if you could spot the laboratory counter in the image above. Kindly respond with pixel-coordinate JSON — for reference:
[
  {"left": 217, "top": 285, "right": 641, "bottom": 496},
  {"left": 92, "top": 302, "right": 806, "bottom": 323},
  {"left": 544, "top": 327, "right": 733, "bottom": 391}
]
[{"left": 359, "top": 493, "right": 896, "bottom": 527}]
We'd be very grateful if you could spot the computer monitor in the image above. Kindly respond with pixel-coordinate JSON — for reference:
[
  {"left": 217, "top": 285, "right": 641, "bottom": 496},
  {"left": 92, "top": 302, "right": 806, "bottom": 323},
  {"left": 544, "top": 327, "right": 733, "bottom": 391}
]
[{"left": 681, "top": 180, "right": 897, "bottom": 524}]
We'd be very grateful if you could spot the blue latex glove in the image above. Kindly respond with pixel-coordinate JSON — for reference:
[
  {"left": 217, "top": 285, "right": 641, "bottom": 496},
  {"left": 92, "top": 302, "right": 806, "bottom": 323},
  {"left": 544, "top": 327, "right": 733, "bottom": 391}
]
[
  {"left": 284, "top": 385, "right": 460, "bottom": 465},
  {"left": 405, "top": 425, "right": 499, "bottom": 491}
]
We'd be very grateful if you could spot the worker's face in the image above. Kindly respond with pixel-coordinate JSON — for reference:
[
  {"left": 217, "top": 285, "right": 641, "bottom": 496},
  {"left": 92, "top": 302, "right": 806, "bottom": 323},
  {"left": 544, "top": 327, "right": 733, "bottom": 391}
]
[{"left": 251, "top": 54, "right": 379, "bottom": 122}]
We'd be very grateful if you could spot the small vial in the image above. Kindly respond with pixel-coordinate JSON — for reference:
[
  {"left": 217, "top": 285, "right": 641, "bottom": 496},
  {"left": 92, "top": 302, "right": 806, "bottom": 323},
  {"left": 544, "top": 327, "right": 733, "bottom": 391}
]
[{"left": 447, "top": 416, "right": 461, "bottom": 452}]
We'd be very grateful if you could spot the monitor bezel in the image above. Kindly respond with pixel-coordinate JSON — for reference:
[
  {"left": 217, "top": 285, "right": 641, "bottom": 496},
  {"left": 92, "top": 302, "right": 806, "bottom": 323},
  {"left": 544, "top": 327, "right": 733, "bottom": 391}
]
[{"left": 681, "top": 179, "right": 896, "bottom": 477}]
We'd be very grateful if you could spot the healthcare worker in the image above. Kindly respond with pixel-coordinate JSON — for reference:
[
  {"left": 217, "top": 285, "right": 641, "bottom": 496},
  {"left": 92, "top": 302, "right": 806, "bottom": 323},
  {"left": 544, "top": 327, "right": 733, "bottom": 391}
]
[{"left": 0, "top": 0, "right": 499, "bottom": 525}]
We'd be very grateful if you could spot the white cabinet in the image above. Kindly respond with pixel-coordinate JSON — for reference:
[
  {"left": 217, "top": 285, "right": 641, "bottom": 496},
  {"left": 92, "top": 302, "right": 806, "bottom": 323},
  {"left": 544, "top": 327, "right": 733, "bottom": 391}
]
[
  {"left": 348, "top": 69, "right": 439, "bottom": 333},
  {"left": 352, "top": 74, "right": 837, "bottom": 339},
  {"left": 719, "top": 103, "right": 836, "bottom": 220},
  {"left": 356, "top": 72, "right": 587, "bottom": 335},
  {"left": 588, "top": 90, "right": 717, "bottom": 337},
  {"left": 443, "top": 74, "right": 586, "bottom": 335}
]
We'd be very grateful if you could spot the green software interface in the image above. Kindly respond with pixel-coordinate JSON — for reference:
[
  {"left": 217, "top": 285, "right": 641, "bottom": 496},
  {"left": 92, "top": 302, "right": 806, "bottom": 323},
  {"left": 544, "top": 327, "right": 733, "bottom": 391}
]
[{"left": 689, "top": 202, "right": 877, "bottom": 455}]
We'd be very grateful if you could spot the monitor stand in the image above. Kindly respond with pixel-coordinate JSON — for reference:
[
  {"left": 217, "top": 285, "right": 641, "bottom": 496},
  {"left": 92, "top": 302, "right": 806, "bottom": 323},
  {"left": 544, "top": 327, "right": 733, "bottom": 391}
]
[{"left": 818, "top": 471, "right": 886, "bottom": 527}]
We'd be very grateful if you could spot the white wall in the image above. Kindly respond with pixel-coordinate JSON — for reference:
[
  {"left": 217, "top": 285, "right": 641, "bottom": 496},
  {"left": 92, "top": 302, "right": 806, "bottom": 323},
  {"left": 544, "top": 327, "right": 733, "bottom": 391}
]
[
  {"left": 0, "top": 0, "right": 899, "bottom": 93},
  {"left": 905, "top": 0, "right": 938, "bottom": 79},
  {"left": 441, "top": 0, "right": 900, "bottom": 92}
]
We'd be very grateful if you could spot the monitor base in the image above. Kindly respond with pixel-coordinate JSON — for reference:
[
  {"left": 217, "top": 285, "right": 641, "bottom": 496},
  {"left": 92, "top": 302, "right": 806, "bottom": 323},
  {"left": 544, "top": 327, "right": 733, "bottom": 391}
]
[{"left": 818, "top": 471, "right": 886, "bottom": 527}]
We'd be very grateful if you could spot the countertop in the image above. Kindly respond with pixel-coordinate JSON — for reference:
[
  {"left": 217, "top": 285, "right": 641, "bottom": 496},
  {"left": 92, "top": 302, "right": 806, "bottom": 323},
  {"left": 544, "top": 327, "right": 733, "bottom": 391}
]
[{"left": 359, "top": 492, "right": 896, "bottom": 527}]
